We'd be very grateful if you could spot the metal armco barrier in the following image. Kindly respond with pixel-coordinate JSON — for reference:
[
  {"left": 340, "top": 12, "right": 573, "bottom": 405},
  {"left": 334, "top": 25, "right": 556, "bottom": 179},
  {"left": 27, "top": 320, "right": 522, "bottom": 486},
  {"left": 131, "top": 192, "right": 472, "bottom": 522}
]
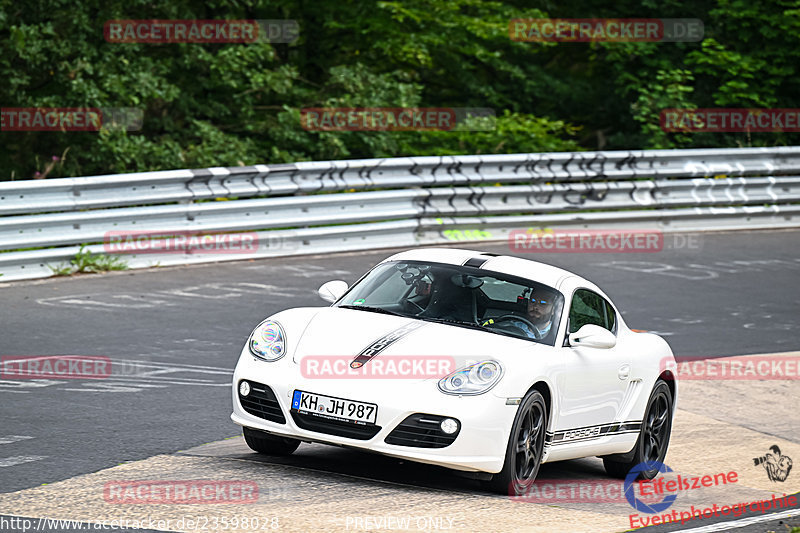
[{"left": 1, "top": 146, "right": 799, "bottom": 281}]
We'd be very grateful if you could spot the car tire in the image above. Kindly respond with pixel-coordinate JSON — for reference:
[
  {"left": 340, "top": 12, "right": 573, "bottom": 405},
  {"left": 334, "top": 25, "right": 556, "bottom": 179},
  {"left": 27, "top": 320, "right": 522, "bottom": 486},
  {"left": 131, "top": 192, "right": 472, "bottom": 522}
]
[
  {"left": 603, "top": 379, "right": 673, "bottom": 480},
  {"left": 486, "top": 390, "right": 547, "bottom": 495},
  {"left": 243, "top": 427, "right": 301, "bottom": 456}
]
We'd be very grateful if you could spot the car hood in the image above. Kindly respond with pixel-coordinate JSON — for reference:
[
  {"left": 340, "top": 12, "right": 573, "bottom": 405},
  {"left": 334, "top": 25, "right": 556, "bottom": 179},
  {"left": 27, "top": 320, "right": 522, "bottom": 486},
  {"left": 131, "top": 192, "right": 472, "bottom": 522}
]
[{"left": 291, "top": 307, "right": 546, "bottom": 368}]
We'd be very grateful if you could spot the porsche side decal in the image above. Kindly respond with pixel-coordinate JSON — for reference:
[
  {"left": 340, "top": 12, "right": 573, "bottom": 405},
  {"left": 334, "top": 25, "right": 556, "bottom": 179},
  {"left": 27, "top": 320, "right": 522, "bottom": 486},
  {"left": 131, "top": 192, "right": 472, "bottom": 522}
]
[
  {"left": 350, "top": 322, "right": 426, "bottom": 369},
  {"left": 544, "top": 421, "right": 642, "bottom": 447}
]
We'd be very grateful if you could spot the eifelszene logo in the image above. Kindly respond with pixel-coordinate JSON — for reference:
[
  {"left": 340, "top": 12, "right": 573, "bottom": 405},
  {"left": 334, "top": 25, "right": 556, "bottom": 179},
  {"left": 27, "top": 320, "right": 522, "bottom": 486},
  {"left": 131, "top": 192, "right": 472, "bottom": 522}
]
[
  {"left": 624, "top": 461, "right": 677, "bottom": 513},
  {"left": 753, "top": 445, "right": 793, "bottom": 482}
]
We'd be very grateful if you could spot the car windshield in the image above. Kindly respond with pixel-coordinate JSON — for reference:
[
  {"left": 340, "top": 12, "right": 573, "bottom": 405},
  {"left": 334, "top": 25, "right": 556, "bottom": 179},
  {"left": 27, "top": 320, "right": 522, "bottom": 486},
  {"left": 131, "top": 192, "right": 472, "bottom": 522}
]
[{"left": 335, "top": 260, "right": 565, "bottom": 346}]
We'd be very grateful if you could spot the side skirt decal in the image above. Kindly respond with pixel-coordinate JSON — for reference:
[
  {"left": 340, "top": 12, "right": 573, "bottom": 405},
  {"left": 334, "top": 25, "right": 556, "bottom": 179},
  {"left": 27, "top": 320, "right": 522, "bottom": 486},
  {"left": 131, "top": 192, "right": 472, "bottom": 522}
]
[{"left": 544, "top": 421, "right": 642, "bottom": 447}]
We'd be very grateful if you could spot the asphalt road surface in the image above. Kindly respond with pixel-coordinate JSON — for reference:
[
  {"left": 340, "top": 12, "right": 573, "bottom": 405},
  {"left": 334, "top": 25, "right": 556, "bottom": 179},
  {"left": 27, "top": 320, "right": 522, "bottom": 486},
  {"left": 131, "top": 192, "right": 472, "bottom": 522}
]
[{"left": 1, "top": 229, "right": 799, "bottom": 532}]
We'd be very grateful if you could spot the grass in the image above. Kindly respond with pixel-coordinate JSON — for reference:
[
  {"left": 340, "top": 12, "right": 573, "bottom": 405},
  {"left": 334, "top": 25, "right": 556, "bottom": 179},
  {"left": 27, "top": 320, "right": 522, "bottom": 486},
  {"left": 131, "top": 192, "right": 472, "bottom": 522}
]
[
  {"left": 48, "top": 263, "right": 74, "bottom": 276},
  {"left": 48, "top": 245, "right": 129, "bottom": 276}
]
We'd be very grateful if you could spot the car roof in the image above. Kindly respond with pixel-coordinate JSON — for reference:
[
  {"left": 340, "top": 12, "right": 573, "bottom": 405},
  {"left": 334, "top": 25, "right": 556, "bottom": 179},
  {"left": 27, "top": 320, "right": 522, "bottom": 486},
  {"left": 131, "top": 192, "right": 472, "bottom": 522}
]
[{"left": 381, "top": 248, "right": 581, "bottom": 290}]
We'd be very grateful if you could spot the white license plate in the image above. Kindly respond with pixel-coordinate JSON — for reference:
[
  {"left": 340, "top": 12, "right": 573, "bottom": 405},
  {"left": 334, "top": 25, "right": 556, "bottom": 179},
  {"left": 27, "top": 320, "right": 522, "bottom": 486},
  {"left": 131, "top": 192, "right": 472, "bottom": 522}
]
[{"left": 291, "top": 390, "right": 377, "bottom": 425}]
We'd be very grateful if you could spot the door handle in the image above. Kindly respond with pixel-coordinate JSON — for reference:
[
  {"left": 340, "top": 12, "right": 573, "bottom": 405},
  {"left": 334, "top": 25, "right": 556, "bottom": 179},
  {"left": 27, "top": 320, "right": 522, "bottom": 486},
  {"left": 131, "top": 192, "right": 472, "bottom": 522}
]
[{"left": 618, "top": 364, "right": 631, "bottom": 380}]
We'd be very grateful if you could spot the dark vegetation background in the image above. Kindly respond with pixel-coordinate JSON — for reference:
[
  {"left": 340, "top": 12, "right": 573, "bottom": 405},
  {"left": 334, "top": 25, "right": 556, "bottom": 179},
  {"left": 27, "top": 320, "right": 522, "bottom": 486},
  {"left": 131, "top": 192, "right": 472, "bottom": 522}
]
[{"left": 1, "top": 0, "right": 799, "bottom": 180}]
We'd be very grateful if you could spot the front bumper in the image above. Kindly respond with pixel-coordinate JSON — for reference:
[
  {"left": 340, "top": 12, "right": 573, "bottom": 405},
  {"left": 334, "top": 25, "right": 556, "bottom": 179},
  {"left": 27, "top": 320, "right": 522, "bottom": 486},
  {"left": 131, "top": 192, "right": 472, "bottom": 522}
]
[{"left": 230, "top": 348, "right": 517, "bottom": 473}]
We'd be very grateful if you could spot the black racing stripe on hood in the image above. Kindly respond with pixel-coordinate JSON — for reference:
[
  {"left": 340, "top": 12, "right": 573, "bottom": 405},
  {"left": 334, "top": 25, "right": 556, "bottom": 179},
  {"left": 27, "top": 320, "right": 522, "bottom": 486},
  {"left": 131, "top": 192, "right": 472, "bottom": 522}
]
[{"left": 349, "top": 321, "right": 425, "bottom": 369}]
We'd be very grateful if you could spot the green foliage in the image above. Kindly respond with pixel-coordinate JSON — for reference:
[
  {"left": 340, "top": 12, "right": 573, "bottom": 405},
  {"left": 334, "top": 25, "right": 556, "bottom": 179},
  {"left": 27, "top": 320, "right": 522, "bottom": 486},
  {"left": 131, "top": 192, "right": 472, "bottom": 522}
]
[
  {"left": 1, "top": 0, "right": 799, "bottom": 180},
  {"left": 48, "top": 245, "right": 128, "bottom": 275},
  {"left": 630, "top": 69, "right": 696, "bottom": 149},
  {"left": 399, "top": 111, "right": 581, "bottom": 156},
  {"left": 48, "top": 263, "right": 74, "bottom": 276}
]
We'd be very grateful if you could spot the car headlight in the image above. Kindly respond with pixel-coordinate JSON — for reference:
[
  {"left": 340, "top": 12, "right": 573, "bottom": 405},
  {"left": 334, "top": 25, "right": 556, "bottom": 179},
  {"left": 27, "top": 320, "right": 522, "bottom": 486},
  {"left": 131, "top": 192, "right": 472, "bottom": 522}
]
[
  {"left": 438, "top": 360, "right": 503, "bottom": 395},
  {"left": 249, "top": 320, "right": 286, "bottom": 361}
]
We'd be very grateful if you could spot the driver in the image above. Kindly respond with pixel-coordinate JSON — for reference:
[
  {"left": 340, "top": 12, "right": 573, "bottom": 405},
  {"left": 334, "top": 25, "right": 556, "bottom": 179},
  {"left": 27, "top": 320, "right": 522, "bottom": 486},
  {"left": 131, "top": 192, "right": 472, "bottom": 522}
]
[
  {"left": 509, "top": 291, "right": 557, "bottom": 340},
  {"left": 414, "top": 279, "right": 432, "bottom": 297},
  {"left": 404, "top": 276, "right": 432, "bottom": 314}
]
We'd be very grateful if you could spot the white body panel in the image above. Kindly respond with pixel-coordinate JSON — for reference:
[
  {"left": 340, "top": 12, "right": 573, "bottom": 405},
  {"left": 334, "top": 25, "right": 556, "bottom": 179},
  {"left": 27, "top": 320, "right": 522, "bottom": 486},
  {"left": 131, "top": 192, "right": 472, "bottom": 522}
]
[{"left": 231, "top": 248, "right": 677, "bottom": 473}]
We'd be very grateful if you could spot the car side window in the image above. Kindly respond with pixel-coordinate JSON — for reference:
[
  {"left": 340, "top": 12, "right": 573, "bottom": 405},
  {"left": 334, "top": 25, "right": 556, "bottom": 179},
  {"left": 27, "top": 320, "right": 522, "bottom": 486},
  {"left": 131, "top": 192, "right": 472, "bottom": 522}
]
[
  {"left": 603, "top": 299, "right": 616, "bottom": 333},
  {"left": 568, "top": 289, "right": 616, "bottom": 334}
]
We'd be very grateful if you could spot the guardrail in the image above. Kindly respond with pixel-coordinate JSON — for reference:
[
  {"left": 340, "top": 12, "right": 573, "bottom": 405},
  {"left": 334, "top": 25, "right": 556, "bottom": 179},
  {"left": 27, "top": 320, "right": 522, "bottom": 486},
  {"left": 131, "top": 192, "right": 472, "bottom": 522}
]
[{"left": 1, "top": 146, "right": 799, "bottom": 281}]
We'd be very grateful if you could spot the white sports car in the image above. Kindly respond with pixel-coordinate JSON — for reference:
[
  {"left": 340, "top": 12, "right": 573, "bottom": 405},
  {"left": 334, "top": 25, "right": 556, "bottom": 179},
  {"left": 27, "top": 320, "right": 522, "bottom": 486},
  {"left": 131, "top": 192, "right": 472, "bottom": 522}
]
[{"left": 231, "top": 248, "right": 677, "bottom": 494}]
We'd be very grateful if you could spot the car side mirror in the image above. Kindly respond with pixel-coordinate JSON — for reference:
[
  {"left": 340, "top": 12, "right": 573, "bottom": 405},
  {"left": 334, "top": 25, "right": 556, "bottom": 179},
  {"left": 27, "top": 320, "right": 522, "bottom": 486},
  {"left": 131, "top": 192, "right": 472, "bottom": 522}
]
[
  {"left": 568, "top": 324, "right": 616, "bottom": 349},
  {"left": 318, "top": 280, "right": 348, "bottom": 303}
]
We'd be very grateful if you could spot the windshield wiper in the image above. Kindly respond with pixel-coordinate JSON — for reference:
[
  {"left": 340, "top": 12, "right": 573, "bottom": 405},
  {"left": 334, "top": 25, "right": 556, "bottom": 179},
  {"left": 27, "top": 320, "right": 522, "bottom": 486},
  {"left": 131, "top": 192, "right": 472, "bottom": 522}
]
[
  {"left": 339, "top": 305, "right": 405, "bottom": 317},
  {"left": 422, "top": 317, "right": 486, "bottom": 331}
]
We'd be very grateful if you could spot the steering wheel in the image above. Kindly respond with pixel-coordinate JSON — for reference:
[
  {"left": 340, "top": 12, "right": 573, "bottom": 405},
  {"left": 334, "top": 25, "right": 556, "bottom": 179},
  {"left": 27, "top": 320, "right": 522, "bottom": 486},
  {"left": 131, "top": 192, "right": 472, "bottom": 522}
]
[{"left": 492, "top": 314, "right": 542, "bottom": 339}]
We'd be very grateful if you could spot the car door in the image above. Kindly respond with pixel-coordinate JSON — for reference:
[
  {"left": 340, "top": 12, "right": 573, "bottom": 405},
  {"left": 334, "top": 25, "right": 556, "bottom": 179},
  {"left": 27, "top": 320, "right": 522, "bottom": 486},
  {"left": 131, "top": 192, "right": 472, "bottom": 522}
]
[{"left": 552, "top": 288, "right": 632, "bottom": 442}]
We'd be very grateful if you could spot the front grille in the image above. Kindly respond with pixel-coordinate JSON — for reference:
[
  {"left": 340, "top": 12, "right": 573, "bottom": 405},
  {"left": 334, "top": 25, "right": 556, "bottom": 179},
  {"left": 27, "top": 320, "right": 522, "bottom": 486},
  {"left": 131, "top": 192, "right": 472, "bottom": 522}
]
[
  {"left": 290, "top": 411, "right": 381, "bottom": 440},
  {"left": 238, "top": 380, "right": 286, "bottom": 424},
  {"left": 385, "top": 414, "right": 460, "bottom": 448}
]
